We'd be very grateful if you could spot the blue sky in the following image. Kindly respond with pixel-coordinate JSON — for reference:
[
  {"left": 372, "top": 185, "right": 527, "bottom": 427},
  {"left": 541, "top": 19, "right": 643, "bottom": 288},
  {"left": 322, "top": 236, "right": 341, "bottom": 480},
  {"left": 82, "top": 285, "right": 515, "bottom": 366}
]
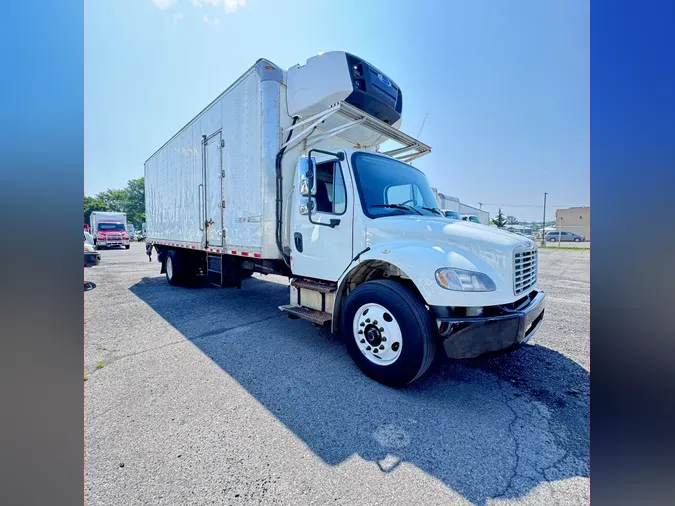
[{"left": 86, "top": 0, "right": 588, "bottom": 222}]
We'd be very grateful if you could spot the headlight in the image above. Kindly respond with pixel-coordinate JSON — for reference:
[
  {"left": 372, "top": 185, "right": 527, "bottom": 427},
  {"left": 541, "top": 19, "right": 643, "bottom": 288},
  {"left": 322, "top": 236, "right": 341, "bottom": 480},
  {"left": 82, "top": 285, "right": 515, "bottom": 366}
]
[{"left": 435, "top": 268, "right": 496, "bottom": 292}]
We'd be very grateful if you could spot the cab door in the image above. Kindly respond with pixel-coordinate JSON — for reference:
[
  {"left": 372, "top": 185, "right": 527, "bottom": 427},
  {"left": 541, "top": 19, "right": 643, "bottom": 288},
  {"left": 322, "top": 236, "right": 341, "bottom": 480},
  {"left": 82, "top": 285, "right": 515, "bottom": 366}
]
[{"left": 291, "top": 153, "right": 354, "bottom": 281}]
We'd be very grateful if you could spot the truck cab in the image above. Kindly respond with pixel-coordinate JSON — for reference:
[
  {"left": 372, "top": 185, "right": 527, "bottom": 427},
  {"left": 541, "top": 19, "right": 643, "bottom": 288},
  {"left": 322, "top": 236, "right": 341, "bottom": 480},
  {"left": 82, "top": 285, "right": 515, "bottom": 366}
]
[{"left": 286, "top": 146, "right": 544, "bottom": 385}]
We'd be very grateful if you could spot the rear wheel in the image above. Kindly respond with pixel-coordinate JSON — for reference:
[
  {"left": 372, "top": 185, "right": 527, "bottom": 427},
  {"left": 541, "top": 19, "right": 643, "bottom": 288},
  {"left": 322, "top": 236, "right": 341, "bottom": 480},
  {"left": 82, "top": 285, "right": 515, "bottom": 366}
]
[
  {"left": 548, "top": 237, "right": 557, "bottom": 242},
  {"left": 341, "top": 280, "right": 436, "bottom": 386},
  {"left": 165, "top": 250, "right": 183, "bottom": 286}
]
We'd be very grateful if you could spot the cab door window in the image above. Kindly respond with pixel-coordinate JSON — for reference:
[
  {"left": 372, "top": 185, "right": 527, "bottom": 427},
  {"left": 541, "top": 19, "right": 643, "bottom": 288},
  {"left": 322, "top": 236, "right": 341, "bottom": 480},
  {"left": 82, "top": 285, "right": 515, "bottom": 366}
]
[{"left": 314, "top": 161, "right": 346, "bottom": 215}]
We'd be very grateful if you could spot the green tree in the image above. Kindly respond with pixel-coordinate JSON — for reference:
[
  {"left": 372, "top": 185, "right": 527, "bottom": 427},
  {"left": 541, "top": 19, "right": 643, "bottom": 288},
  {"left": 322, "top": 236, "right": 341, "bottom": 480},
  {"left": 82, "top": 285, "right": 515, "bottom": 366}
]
[
  {"left": 506, "top": 215, "right": 519, "bottom": 225},
  {"left": 491, "top": 208, "right": 507, "bottom": 228},
  {"left": 97, "top": 189, "right": 127, "bottom": 211},
  {"left": 122, "top": 177, "right": 145, "bottom": 229}
]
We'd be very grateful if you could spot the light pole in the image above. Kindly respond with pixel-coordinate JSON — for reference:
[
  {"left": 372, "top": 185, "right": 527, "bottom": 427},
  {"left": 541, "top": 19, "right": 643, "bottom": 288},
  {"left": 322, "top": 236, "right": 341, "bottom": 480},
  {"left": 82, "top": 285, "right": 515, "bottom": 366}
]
[{"left": 541, "top": 192, "right": 547, "bottom": 246}]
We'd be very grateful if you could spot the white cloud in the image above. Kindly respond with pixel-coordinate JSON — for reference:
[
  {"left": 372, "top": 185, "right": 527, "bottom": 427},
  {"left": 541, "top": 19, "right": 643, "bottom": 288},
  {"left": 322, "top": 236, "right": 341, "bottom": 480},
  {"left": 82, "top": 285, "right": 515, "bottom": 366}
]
[
  {"left": 190, "top": 0, "right": 248, "bottom": 14},
  {"left": 224, "top": 0, "right": 247, "bottom": 13},
  {"left": 152, "top": 0, "right": 176, "bottom": 9},
  {"left": 173, "top": 12, "right": 184, "bottom": 23}
]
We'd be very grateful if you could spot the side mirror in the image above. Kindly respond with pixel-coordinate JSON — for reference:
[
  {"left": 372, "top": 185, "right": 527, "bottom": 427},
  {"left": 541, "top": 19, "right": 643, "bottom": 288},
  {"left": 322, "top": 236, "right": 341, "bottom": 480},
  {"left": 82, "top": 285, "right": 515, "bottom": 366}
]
[
  {"left": 298, "top": 156, "right": 317, "bottom": 196},
  {"left": 299, "top": 197, "right": 316, "bottom": 215}
]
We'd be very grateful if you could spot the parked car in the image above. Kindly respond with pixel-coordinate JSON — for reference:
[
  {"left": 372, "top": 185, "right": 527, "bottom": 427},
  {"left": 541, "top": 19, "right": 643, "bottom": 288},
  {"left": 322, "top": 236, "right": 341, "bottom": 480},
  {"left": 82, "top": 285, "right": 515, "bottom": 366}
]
[
  {"left": 545, "top": 231, "right": 586, "bottom": 242},
  {"left": 462, "top": 214, "right": 483, "bottom": 224},
  {"left": 84, "top": 231, "right": 95, "bottom": 248},
  {"left": 84, "top": 242, "right": 101, "bottom": 267},
  {"left": 442, "top": 210, "right": 461, "bottom": 220}
]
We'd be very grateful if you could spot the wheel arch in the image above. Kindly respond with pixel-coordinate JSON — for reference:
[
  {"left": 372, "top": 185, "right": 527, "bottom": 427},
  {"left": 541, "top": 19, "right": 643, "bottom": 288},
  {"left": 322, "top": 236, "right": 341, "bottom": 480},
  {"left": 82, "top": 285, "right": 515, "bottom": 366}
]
[{"left": 331, "top": 258, "right": 424, "bottom": 334}]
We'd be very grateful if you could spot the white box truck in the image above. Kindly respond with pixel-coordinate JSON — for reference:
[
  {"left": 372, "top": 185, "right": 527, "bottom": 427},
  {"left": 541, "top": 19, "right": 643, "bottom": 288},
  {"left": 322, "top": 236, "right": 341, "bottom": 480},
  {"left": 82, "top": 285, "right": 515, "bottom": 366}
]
[
  {"left": 90, "top": 211, "right": 130, "bottom": 249},
  {"left": 144, "top": 52, "right": 545, "bottom": 385}
]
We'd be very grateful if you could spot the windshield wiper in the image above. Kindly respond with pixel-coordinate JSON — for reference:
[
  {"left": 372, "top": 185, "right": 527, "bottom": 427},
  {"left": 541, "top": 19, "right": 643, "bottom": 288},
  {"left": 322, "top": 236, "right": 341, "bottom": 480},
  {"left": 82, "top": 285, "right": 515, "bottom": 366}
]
[
  {"left": 371, "top": 204, "right": 423, "bottom": 216},
  {"left": 420, "top": 206, "right": 443, "bottom": 216}
]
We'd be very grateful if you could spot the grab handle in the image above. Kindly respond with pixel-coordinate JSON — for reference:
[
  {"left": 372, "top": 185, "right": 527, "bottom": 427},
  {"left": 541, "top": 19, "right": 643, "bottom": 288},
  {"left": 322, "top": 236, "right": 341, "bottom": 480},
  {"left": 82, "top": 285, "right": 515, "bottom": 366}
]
[{"left": 198, "top": 184, "right": 204, "bottom": 231}]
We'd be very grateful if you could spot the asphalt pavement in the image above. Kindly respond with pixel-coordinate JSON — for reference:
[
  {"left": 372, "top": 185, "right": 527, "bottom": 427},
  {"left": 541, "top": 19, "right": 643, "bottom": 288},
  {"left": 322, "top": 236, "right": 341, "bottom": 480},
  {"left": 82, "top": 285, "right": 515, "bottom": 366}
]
[{"left": 85, "top": 243, "right": 589, "bottom": 506}]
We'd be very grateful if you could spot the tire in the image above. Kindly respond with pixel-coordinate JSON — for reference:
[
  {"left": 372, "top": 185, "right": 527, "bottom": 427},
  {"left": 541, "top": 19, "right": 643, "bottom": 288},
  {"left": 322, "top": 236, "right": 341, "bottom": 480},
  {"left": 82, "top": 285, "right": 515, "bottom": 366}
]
[
  {"left": 573, "top": 237, "right": 581, "bottom": 242},
  {"left": 125, "top": 245, "right": 130, "bottom": 249},
  {"left": 165, "top": 250, "right": 183, "bottom": 286},
  {"left": 341, "top": 279, "right": 436, "bottom": 386},
  {"left": 548, "top": 237, "right": 557, "bottom": 242}
]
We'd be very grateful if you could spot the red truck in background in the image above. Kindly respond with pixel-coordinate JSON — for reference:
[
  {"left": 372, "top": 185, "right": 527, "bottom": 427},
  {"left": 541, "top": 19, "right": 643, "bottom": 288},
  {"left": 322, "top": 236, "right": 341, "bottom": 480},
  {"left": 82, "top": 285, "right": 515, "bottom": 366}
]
[{"left": 90, "top": 211, "right": 131, "bottom": 249}]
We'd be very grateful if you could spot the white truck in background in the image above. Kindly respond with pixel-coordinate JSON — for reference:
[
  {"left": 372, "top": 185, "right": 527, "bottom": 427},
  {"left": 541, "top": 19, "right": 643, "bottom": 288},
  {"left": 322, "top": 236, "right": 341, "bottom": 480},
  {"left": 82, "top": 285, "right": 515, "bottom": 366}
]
[
  {"left": 90, "top": 211, "right": 130, "bottom": 249},
  {"left": 144, "top": 52, "right": 545, "bottom": 385}
]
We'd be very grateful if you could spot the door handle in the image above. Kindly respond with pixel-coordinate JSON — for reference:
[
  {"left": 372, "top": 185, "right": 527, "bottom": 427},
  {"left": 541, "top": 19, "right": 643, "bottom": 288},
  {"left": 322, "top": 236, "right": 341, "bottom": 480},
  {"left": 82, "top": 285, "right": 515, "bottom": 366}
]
[{"left": 294, "top": 233, "right": 303, "bottom": 252}]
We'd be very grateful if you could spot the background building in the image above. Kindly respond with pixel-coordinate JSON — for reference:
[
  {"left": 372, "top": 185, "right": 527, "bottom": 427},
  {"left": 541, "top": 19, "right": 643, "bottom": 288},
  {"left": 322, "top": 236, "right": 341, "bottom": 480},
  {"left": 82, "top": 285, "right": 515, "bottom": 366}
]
[
  {"left": 556, "top": 206, "right": 590, "bottom": 239},
  {"left": 432, "top": 188, "right": 490, "bottom": 225}
]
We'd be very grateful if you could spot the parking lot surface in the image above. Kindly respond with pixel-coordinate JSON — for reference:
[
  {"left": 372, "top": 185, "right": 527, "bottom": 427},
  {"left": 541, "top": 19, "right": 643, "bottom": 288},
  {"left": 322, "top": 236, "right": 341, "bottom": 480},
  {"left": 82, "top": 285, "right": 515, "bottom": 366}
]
[{"left": 85, "top": 244, "right": 589, "bottom": 506}]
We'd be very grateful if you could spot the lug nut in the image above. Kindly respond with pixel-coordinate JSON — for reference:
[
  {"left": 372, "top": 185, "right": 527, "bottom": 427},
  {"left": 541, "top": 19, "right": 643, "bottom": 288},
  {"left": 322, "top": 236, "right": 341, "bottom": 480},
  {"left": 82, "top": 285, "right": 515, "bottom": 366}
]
[
  {"left": 366, "top": 346, "right": 371, "bottom": 351},
  {"left": 373, "top": 320, "right": 378, "bottom": 325},
  {"left": 373, "top": 348, "right": 378, "bottom": 353},
  {"left": 382, "top": 336, "right": 387, "bottom": 341},
  {"left": 379, "top": 327, "right": 384, "bottom": 332},
  {"left": 360, "top": 322, "right": 365, "bottom": 327},
  {"left": 358, "top": 330, "right": 363, "bottom": 334},
  {"left": 360, "top": 339, "right": 365, "bottom": 344},
  {"left": 365, "top": 318, "right": 371, "bottom": 323},
  {"left": 379, "top": 345, "right": 384, "bottom": 350}
]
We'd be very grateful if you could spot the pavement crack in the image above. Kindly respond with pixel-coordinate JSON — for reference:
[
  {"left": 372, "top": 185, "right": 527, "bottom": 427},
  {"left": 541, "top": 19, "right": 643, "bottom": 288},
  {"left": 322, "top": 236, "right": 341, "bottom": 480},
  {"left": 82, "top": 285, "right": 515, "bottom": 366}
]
[
  {"left": 494, "top": 391, "right": 521, "bottom": 499},
  {"left": 189, "top": 313, "right": 286, "bottom": 342}
]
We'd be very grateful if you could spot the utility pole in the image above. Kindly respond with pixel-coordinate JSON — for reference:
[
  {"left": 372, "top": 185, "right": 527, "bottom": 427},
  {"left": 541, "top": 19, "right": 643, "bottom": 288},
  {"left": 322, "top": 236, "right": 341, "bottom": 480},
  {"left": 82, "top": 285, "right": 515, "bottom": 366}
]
[
  {"left": 541, "top": 192, "right": 547, "bottom": 246},
  {"left": 478, "top": 202, "right": 483, "bottom": 210}
]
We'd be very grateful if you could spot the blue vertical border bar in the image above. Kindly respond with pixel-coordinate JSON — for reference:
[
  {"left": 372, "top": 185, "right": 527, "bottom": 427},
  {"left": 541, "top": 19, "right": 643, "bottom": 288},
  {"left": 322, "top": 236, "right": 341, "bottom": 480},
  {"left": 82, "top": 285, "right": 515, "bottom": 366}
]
[
  {"left": 591, "top": 0, "right": 675, "bottom": 504},
  {"left": 0, "top": 2, "right": 85, "bottom": 506}
]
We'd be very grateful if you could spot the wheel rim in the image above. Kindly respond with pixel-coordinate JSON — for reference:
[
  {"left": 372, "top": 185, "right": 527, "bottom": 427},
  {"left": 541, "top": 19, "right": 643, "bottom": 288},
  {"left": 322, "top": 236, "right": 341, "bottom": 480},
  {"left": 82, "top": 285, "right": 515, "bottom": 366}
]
[
  {"left": 352, "top": 303, "right": 403, "bottom": 366},
  {"left": 166, "top": 256, "right": 173, "bottom": 280}
]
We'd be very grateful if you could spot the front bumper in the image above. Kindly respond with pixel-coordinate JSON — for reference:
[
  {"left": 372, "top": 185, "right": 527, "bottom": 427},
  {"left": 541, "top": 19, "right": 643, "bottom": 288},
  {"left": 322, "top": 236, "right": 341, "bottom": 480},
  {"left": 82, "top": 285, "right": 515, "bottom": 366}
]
[{"left": 436, "top": 290, "right": 545, "bottom": 359}]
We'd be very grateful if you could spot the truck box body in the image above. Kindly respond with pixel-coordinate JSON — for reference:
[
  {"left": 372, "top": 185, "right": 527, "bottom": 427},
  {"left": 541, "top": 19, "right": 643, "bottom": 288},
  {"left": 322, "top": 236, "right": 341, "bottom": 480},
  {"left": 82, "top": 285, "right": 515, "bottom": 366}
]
[{"left": 145, "top": 58, "right": 378, "bottom": 259}]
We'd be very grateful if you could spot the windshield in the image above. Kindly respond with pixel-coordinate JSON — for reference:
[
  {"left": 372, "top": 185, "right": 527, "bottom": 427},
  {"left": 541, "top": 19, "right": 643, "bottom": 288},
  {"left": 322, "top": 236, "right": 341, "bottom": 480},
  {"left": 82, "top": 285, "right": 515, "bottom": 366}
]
[
  {"left": 444, "top": 211, "right": 460, "bottom": 219},
  {"left": 469, "top": 216, "right": 481, "bottom": 224},
  {"left": 98, "top": 223, "right": 125, "bottom": 231},
  {"left": 351, "top": 153, "right": 439, "bottom": 218}
]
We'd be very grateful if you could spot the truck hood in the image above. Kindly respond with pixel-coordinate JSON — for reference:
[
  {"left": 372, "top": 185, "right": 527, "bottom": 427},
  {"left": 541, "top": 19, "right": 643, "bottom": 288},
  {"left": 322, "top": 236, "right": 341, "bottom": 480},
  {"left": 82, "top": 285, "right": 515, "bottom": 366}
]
[{"left": 366, "top": 215, "right": 536, "bottom": 277}]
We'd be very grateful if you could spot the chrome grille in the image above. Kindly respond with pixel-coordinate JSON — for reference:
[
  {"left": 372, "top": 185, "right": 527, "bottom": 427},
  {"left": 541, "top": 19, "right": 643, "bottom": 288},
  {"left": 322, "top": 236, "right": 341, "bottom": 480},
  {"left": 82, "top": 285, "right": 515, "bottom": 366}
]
[{"left": 513, "top": 247, "right": 538, "bottom": 296}]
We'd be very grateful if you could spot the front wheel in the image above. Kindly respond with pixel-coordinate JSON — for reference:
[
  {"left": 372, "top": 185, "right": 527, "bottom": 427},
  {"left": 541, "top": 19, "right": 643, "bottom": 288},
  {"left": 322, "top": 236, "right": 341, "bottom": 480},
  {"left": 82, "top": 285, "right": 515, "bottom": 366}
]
[
  {"left": 573, "top": 237, "right": 581, "bottom": 242},
  {"left": 548, "top": 237, "right": 557, "bottom": 242},
  {"left": 125, "top": 245, "right": 131, "bottom": 249},
  {"left": 341, "top": 280, "right": 436, "bottom": 386}
]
